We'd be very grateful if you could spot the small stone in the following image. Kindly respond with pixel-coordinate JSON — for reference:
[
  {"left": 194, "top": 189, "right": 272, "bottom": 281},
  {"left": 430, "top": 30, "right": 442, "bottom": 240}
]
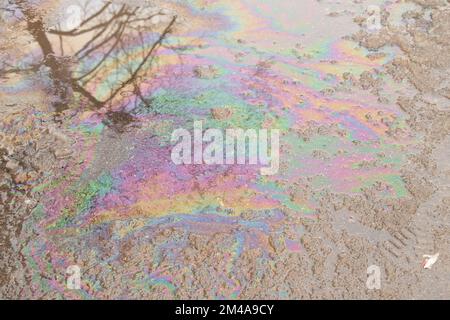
[
  {"left": 211, "top": 107, "right": 233, "bottom": 120},
  {"left": 54, "top": 148, "right": 73, "bottom": 159},
  {"left": 14, "top": 172, "right": 28, "bottom": 184},
  {"left": 0, "top": 191, "right": 8, "bottom": 203},
  {"left": 5, "top": 159, "right": 20, "bottom": 173},
  {"left": 27, "top": 171, "right": 38, "bottom": 181},
  {"left": 193, "top": 65, "right": 219, "bottom": 79}
]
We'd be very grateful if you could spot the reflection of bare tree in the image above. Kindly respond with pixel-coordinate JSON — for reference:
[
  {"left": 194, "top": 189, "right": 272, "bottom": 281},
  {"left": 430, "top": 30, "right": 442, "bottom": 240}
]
[{"left": 6, "top": 0, "right": 177, "bottom": 111}]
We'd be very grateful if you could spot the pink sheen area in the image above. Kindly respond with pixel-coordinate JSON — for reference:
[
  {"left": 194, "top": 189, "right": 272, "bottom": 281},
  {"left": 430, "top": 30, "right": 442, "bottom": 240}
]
[{"left": 285, "top": 239, "right": 302, "bottom": 252}]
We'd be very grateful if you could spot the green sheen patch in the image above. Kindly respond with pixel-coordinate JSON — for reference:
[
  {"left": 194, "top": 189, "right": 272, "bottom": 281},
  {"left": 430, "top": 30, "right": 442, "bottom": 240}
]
[
  {"left": 74, "top": 172, "right": 114, "bottom": 216},
  {"left": 134, "top": 89, "right": 267, "bottom": 129},
  {"left": 286, "top": 133, "right": 342, "bottom": 156},
  {"left": 75, "top": 123, "right": 105, "bottom": 136},
  {"left": 133, "top": 89, "right": 210, "bottom": 116},
  {"left": 47, "top": 208, "right": 74, "bottom": 230},
  {"left": 310, "top": 175, "right": 331, "bottom": 188},
  {"left": 47, "top": 173, "right": 114, "bottom": 230},
  {"left": 31, "top": 204, "right": 46, "bottom": 221},
  {"left": 354, "top": 174, "right": 408, "bottom": 198}
]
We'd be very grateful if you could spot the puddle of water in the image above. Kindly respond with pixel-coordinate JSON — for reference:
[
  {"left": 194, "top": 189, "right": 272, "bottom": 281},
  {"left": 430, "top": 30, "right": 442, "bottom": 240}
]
[{"left": 1, "top": 0, "right": 420, "bottom": 298}]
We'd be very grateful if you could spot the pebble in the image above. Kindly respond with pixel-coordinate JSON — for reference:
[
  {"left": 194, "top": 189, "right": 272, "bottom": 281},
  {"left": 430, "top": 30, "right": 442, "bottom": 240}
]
[
  {"left": 14, "top": 172, "right": 28, "bottom": 184},
  {"left": 54, "top": 148, "right": 73, "bottom": 159},
  {"left": 193, "top": 65, "right": 219, "bottom": 79},
  {"left": 5, "top": 159, "right": 20, "bottom": 173},
  {"left": 211, "top": 107, "right": 233, "bottom": 120}
]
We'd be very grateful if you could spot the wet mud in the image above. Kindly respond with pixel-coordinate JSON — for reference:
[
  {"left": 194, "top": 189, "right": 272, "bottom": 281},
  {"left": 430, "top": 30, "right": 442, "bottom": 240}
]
[{"left": 0, "top": 0, "right": 449, "bottom": 299}]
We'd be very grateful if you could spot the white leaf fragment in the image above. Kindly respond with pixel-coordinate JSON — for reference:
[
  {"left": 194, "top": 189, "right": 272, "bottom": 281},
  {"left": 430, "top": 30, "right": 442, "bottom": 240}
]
[{"left": 422, "top": 253, "right": 439, "bottom": 269}]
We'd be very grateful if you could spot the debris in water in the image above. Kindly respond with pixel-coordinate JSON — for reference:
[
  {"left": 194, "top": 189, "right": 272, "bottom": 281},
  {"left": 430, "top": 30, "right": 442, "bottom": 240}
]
[
  {"left": 422, "top": 253, "right": 439, "bottom": 269},
  {"left": 193, "top": 65, "right": 219, "bottom": 79},
  {"left": 211, "top": 107, "right": 233, "bottom": 120}
]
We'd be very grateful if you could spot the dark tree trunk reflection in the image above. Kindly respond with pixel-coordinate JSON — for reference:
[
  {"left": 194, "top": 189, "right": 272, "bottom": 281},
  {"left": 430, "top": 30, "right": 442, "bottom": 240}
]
[{"left": 8, "top": 0, "right": 177, "bottom": 112}]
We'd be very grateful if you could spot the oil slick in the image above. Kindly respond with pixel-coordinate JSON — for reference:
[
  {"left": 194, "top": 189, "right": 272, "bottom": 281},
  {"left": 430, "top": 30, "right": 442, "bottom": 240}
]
[{"left": 171, "top": 121, "right": 280, "bottom": 175}]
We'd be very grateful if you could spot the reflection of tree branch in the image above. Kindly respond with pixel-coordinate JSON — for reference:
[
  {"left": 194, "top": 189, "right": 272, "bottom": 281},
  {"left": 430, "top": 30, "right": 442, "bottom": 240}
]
[
  {"left": 74, "top": 2, "right": 111, "bottom": 30},
  {"left": 75, "top": 20, "right": 127, "bottom": 82},
  {"left": 58, "top": 26, "right": 64, "bottom": 56},
  {"left": 76, "top": 7, "right": 137, "bottom": 60},
  {"left": 71, "top": 79, "right": 102, "bottom": 107},
  {"left": 13, "top": 0, "right": 72, "bottom": 110},
  {"left": 76, "top": 18, "right": 121, "bottom": 59},
  {"left": 134, "top": 83, "right": 153, "bottom": 110},
  {"left": 0, "top": 64, "right": 40, "bottom": 76},
  {"left": 48, "top": 5, "right": 127, "bottom": 36},
  {"left": 74, "top": 17, "right": 113, "bottom": 57},
  {"left": 102, "top": 15, "right": 177, "bottom": 105},
  {"left": 11, "top": 0, "right": 178, "bottom": 112}
]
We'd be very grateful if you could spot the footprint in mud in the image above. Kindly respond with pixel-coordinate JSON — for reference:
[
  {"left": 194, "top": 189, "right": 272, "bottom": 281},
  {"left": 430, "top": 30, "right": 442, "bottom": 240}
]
[
  {"left": 381, "top": 225, "right": 420, "bottom": 269},
  {"left": 332, "top": 208, "right": 436, "bottom": 271},
  {"left": 380, "top": 202, "right": 441, "bottom": 272}
]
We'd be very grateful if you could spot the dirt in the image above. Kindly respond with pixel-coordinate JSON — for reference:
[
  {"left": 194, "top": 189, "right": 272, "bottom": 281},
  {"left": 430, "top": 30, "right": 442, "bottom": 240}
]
[{"left": 0, "top": 0, "right": 449, "bottom": 299}]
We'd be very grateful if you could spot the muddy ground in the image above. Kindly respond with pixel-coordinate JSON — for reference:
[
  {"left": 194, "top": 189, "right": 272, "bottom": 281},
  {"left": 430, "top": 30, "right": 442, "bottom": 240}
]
[{"left": 0, "top": 0, "right": 449, "bottom": 299}]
